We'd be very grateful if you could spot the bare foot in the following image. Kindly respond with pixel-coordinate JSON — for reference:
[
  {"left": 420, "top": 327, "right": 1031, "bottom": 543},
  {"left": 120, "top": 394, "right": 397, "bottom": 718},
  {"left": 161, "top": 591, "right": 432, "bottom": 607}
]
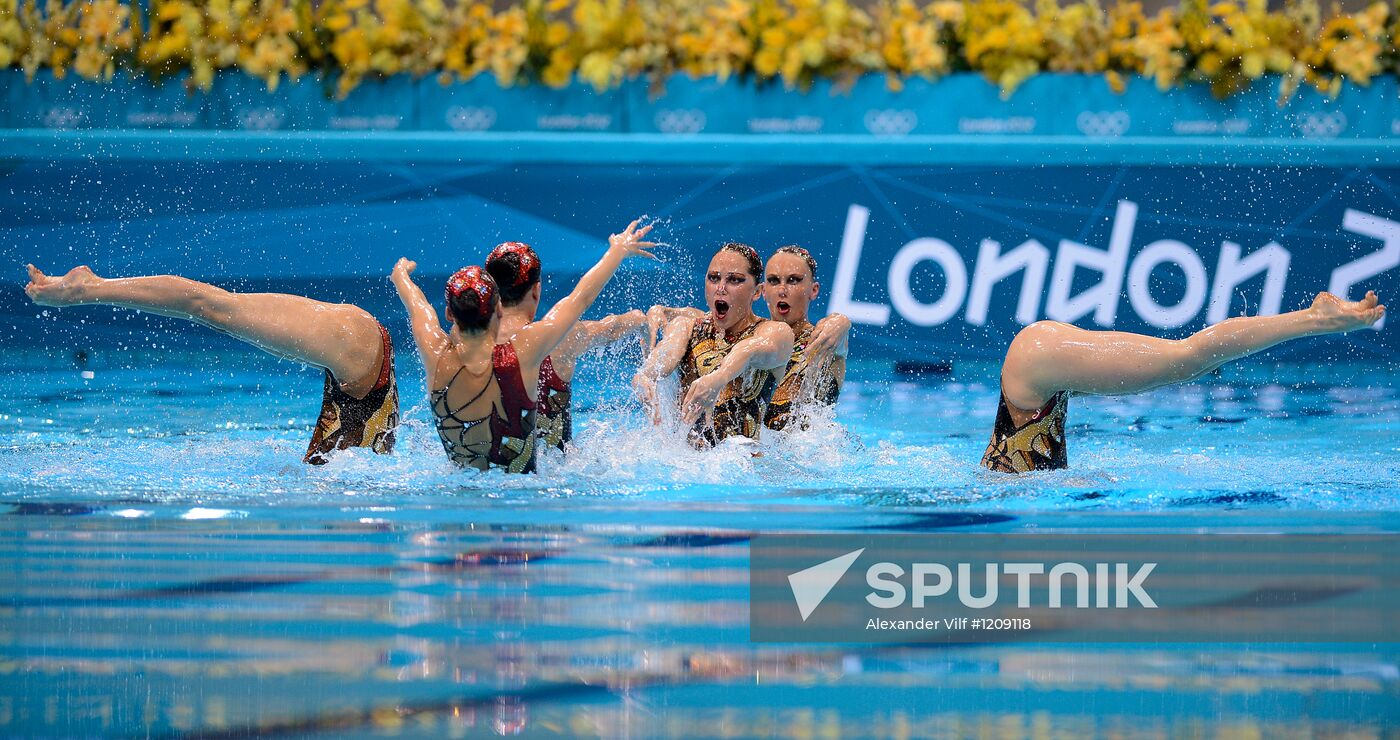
[
  {"left": 1310, "top": 291, "right": 1385, "bottom": 333},
  {"left": 24, "top": 265, "right": 101, "bottom": 307}
]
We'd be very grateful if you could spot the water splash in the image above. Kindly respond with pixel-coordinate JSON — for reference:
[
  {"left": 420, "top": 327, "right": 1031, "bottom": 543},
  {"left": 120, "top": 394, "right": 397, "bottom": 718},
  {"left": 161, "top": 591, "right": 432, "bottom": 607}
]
[{"left": 2, "top": 356, "right": 1399, "bottom": 512}]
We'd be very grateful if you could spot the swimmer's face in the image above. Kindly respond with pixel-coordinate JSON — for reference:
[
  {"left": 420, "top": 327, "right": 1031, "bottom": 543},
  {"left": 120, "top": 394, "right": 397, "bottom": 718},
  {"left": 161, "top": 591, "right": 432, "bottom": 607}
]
[
  {"left": 705, "top": 251, "right": 762, "bottom": 331},
  {"left": 763, "top": 252, "right": 818, "bottom": 326}
]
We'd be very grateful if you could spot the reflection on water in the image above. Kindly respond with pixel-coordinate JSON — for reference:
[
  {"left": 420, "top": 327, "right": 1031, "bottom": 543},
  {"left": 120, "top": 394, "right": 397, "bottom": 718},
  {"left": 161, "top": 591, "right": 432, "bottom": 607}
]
[
  {"left": 2, "top": 513, "right": 1398, "bottom": 737},
  {"left": 2, "top": 355, "right": 1399, "bottom": 734}
]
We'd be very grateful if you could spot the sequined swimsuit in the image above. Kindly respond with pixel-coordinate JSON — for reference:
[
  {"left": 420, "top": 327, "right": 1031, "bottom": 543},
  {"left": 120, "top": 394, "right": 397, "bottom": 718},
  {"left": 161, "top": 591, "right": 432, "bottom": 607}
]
[
  {"left": 980, "top": 390, "right": 1069, "bottom": 473},
  {"left": 304, "top": 323, "right": 399, "bottom": 465},
  {"left": 677, "top": 317, "right": 779, "bottom": 447},
  {"left": 764, "top": 322, "right": 843, "bottom": 431},
  {"left": 430, "top": 343, "right": 538, "bottom": 473},
  {"left": 536, "top": 355, "right": 572, "bottom": 451}
]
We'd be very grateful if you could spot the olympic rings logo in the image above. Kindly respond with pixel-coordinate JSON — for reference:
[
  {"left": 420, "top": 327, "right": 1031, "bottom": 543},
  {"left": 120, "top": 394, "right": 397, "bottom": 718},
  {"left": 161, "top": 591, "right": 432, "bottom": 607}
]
[
  {"left": 43, "top": 107, "right": 85, "bottom": 129},
  {"left": 446, "top": 106, "right": 497, "bottom": 132},
  {"left": 1076, "top": 111, "right": 1131, "bottom": 137},
  {"left": 238, "top": 108, "right": 286, "bottom": 131},
  {"left": 863, "top": 109, "right": 918, "bottom": 137},
  {"left": 654, "top": 109, "right": 706, "bottom": 134},
  {"left": 1297, "top": 112, "right": 1347, "bottom": 138}
]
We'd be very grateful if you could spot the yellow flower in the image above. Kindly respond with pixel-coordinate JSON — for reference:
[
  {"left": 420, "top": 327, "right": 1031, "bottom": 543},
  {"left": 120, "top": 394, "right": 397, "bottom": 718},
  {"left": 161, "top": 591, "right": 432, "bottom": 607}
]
[
  {"left": 962, "top": 0, "right": 1046, "bottom": 95},
  {"left": 1292, "top": 1, "right": 1391, "bottom": 96},
  {"left": 0, "top": 2, "right": 22, "bottom": 70},
  {"left": 930, "top": 1, "right": 964, "bottom": 24},
  {"left": 874, "top": 0, "right": 953, "bottom": 84},
  {"left": 0, "top": 0, "right": 1390, "bottom": 106}
]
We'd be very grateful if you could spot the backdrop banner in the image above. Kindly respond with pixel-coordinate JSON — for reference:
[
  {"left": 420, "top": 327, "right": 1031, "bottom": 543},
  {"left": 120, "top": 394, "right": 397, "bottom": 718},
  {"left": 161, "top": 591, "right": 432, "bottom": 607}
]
[
  {"left": 3, "top": 149, "right": 1395, "bottom": 360},
  {"left": 4, "top": 70, "right": 1398, "bottom": 139}
]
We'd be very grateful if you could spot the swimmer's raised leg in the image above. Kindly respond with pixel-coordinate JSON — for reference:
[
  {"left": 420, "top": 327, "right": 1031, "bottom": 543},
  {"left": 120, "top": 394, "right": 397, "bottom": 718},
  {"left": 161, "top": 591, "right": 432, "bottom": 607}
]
[
  {"left": 25, "top": 265, "right": 385, "bottom": 397},
  {"left": 1002, "top": 291, "right": 1385, "bottom": 412},
  {"left": 982, "top": 291, "right": 1384, "bottom": 473}
]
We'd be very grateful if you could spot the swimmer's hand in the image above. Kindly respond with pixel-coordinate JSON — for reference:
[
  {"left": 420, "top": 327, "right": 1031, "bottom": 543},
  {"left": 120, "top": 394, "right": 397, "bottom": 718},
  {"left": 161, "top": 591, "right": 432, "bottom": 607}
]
[
  {"left": 391, "top": 258, "right": 417, "bottom": 282},
  {"left": 24, "top": 264, "right": 99, "bottom": 307},
  {"left": 680, "top": 372, "right": 726, "bottom": 429},
  {"left": 807, "top": 313, "right": 852, "bottom": 360},
  {"left": 631, "top": 371, "right": 664, "bottom": 425},
  {"left": 608, "top": 219, "right": 659, "bottom": 261},
  {"left": 1310, "top": 290, "right": 1385, "bottom": 332}
]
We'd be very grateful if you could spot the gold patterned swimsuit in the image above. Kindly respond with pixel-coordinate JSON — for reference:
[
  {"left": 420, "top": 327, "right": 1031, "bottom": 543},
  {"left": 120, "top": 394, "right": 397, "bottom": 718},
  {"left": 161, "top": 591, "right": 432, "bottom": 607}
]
[
  {"left": 980, "top": 390, "right": 1069, "bottom": 473},
  {"left": 764, "top": 321, "right": 843, "bottom": 431},
  {"left": 678, "top": 317, "right": 779, "bottom": 448},
  {"left": 536, "top": 355, "right": 571, "bottom": 451},
  {"left": 304, "top": 323, "right": 400, "bottom": 465}
]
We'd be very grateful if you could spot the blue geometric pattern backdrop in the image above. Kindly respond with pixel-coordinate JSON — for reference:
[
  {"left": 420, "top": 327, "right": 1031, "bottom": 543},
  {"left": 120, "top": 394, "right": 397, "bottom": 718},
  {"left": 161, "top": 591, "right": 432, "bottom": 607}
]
[{"left": 2, "top": 140, "right": 1397, "bottom": 362}]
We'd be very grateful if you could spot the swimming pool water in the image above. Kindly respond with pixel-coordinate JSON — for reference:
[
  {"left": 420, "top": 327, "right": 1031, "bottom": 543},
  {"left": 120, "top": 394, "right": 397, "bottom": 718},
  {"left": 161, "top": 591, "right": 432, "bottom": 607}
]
[
  {"left": 2, "top": 348, "right": 1399, "bottom": 736},
  {"left": 5, "top": 343, "right": 1399, "bottom": 510}
]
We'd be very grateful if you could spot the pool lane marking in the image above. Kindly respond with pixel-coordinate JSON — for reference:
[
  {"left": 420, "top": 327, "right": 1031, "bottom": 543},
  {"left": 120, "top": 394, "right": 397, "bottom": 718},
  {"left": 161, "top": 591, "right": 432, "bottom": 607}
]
[
  {"left": 154, "top": 680, "right": 615, "bottom": 740},
  {"left": 37, "top": 517, "right": 1004, "bottom": 605},
  {"left": 0, "top": 510, "right": 1018, "bottom": 608},
  {"left": 148, "top": 578, "right": 1378, "bottom": 739}
]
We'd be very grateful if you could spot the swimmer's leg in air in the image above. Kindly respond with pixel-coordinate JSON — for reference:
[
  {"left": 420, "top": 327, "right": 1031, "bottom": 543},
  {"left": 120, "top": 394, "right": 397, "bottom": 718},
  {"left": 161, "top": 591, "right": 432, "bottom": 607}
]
[
  {"left": 26, "top": 264, "right": 402, "bottom": 463},
  {"left": 983, "top": 291, "right": 1385, "bottom": 473},
  {"left": 25, "top": 265, "right": 385, "bottom": 397}
]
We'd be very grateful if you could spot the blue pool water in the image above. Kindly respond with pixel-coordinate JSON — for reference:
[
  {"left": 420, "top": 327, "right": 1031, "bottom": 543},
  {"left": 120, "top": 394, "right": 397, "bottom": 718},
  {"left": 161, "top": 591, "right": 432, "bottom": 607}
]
[
  {"left": 6, "top": 341, "right": 1399, "bottom": 510},
  {"left": 3, "top": 342, "right": 1399, "bottom": 736}
]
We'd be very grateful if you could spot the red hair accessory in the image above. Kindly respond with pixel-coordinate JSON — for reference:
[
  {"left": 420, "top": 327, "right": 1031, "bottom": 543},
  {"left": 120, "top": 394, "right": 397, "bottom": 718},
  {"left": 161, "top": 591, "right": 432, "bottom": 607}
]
[
  {"left": 446, "top": 266, "right": 496, "bottom": 321},
  {"left": 487, "top": 241, "right": 539, "bottom": 287}
]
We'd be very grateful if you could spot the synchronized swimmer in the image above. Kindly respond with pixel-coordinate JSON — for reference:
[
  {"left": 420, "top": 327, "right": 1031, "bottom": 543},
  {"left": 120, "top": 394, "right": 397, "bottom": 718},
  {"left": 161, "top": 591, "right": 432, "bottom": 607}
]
[
  {"left": 982, "top": 290, "right": 1386, "bottom": 472},
  {"left": 24, "top": 264, "right": 399, "bottom": 464},
  {"left": 484, "top": 241, "right": 647, "bottom": 451},
  {"left": 635, "top": 242, "right": 852, "bottom": 442},
  {"left": 391, "top": 219, "right": 655, "bottom": 473},
  {"left": 634, "top": 242, "right": 794, "bottom": 447},
  {"left": 23, "top": 234, "right": 1386, "bottom": 475}
]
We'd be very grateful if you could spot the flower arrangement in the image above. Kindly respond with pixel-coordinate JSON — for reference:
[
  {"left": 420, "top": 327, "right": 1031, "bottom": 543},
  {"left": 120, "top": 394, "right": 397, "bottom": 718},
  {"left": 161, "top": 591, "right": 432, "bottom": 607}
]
[{"left": 0, "top": 0, "right": 1394, "bottom": 99}]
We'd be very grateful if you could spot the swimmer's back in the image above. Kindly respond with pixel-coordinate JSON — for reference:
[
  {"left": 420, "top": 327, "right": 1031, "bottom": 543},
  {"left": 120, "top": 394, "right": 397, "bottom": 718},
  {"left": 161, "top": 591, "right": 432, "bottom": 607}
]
[{"left": 430, "top": 343, "right": 538, "bottom": 473}]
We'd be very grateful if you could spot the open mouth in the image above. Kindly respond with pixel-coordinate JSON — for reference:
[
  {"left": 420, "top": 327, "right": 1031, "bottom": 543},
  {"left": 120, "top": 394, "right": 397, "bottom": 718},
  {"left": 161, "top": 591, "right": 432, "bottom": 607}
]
[
  {"left": 776, "top": 301, "right": 791, "bottom": 315},
  {"left": 714, "top": 300, "right": 730, "bottom": 320}
]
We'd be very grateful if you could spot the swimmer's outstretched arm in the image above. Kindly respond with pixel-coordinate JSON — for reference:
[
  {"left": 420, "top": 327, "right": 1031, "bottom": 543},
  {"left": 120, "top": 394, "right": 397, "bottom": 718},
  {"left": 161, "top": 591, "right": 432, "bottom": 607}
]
[
  {"left": 633, "top": 316, "right": 695, "bottom": 422},
  {"left": 680, "top": 321, "right": 795, "bottom": 427},
  {"left": 547, "top": 310, "right": 648, "bottom": 378},
  {"left": 513, "top": 219, "right": 656, "bottom": 370},
  {"left": 568, "top": 310, "right": 648, "bottom": 353},
  {"left": 25, "top": 264, "right": 386, "bottom": 397},
  {"left": 390, "top": 259, "right": 453, "bottom": 388},
  {"left": 645, "top": 305, "right": 705, "bottom": 350},
  {"left": 1001, "top": 291, "right": 1386, "bottom": 413}
]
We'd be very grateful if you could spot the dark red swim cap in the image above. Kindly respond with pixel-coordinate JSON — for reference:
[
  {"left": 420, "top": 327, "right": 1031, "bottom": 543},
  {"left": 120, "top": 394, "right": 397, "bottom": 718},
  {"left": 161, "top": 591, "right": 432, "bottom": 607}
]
[
  {"left": 446, "top": 266, "right": 497, "bottom": 325},
  {"left": 486, "top": 242, "right": 540, "bottom": 288}
]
